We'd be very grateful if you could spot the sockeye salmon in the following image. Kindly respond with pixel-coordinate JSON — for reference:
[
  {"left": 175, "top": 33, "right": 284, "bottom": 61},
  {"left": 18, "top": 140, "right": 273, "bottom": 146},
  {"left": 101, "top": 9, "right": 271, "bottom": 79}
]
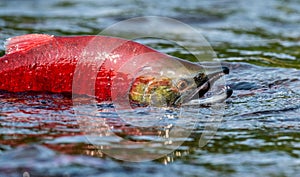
[{"left": 0, "top": 34, "right": 232, "bottom": 107}]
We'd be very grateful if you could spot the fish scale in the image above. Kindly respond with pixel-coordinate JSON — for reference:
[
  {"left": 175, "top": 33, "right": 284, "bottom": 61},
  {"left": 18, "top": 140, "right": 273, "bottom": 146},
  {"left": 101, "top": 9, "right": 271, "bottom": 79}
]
[
  {"left": 0, "top": 34, "right": 160, "bottom": 100},
  {"left": 0, "top": 34, "right": 230, "bottom": 106}
]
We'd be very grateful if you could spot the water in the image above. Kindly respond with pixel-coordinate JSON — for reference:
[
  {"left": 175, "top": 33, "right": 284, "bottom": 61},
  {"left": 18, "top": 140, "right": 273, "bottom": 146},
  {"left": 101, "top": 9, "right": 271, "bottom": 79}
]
[{"left": 0, "top": 0, "right": 300, "bottom": 176}]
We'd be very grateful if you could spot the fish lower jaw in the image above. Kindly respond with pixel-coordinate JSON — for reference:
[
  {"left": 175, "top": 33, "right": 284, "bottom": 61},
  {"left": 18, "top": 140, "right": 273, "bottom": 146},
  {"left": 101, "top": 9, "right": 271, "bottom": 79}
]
[{"left": 182, "top": 86, "right": 232, "bottom": 106}]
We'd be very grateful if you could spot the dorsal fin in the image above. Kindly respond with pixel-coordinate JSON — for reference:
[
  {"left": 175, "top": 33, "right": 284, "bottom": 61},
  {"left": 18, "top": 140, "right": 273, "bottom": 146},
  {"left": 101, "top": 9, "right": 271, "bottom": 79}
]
[{"left": 5, "top": 34, "right": 54, "bottom": 54}]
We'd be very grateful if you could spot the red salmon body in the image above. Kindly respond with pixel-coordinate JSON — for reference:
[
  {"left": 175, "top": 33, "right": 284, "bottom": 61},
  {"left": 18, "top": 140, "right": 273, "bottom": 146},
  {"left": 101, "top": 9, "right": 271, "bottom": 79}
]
[{"left": 0, "top": 34, "right": 190, "bottom": 102}]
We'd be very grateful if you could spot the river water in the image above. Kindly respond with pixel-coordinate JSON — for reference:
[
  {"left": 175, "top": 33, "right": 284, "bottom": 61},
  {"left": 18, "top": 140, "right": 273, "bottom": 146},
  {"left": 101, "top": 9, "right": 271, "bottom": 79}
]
[{"left": 0, "top": 0, "right": 300, "bottom": 176}]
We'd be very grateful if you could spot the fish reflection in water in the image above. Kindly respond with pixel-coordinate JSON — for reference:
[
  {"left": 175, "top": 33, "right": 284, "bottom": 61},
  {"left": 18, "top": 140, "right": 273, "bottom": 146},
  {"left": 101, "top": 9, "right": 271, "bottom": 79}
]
[
  {"left": 84, "top": 90, "right": 227, "bottom": 159},
  {"left": 74, "top": 100, "right": 197, "bottom": 161}
]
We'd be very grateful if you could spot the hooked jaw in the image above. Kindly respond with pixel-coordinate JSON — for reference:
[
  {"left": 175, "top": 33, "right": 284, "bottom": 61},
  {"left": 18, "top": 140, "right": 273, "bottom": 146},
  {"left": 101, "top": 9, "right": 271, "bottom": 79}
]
[
  {"left": 194, "top": 66, "right": 230, "bottom": 97},
  {"left": 182, "top": 86, "right": 232, "bottom": 106},
  {"left": 176, "top": 66, "right": 232, "bottom": 106}
]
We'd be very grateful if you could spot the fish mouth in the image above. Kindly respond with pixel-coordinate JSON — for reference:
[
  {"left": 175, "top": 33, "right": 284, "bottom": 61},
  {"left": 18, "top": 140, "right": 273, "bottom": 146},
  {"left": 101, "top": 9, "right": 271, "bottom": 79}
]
[
  {"left": 174, "top": 66, "right": 231, "bottom": 106},
  {"left": 182, "top": 86, "right": 233, "bottom": 106}
]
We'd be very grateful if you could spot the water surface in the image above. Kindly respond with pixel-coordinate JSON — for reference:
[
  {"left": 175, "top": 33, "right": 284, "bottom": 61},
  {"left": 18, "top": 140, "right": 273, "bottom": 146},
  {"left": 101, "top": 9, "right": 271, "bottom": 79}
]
[{"left": 0, "top": 0, "right": 300, "bottom": 176}]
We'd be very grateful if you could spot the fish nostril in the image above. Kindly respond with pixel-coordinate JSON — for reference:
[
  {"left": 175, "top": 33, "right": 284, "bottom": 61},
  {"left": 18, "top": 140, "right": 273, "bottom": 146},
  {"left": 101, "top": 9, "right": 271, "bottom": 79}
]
[
  {"left": 222, "top": 66, "right": 230, "bottom": 74},
  {"left": 193, "top": 73, "right": 208, "bottom": 87}
]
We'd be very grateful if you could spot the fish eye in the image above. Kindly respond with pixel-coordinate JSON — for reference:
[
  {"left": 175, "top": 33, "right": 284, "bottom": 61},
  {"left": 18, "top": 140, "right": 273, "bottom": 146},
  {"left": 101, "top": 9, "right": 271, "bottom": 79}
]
[{"left": 177, "top": 79, "right": 188, "bottom": 91}]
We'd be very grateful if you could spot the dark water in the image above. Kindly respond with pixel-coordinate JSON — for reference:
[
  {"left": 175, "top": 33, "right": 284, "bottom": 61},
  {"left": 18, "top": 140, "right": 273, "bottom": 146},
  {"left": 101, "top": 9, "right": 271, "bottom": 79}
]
[{"left": 1, "top": 0, "right": 300, "bottom": 176}]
